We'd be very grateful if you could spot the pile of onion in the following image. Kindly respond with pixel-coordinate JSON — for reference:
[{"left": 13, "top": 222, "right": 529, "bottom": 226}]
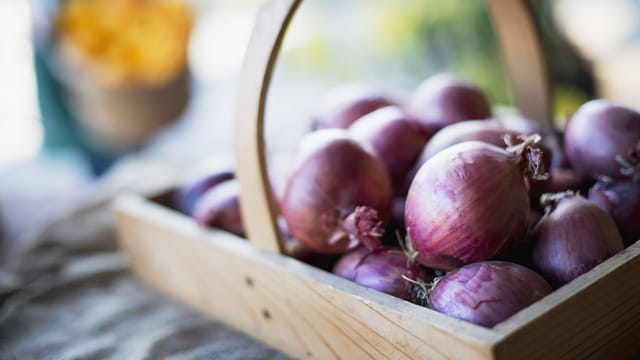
[{"left": 405, "top": 135, "right": 548, "bottom": 270}]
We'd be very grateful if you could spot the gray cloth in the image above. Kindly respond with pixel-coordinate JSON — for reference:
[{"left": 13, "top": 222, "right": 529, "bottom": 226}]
[{"left": 0, "top": 197, "right": 289, "bottom": 360}]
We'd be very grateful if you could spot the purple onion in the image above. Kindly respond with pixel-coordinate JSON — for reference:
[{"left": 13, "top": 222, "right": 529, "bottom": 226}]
[
  {"left": 428, "top": 261, "right": 552, "bottom": 327},
  {"left": 193, "top": 179, "right": 244, "bottom": 237},
  {"left": 564, "top": 100, "right": 640, "bottom": 179},
  {"left": 405, "top": 138, "right": 547, "bottom": 270},
  {"left": 419, "top": 119, "right": 519, "bottom": 162},
  {"left": 333, "top": 247, "right": 432, "bottom": 300},
  {"left": 589, "top": 177, "right": 640, "bottom": 246},
  {"left": 406, "top": 74, "right": 492, "bottom": 132},
  {"left": 349, "top": 106, "right": 431, "bottom": 194},
  {"left": 311, "top": 85, "right": 398, "bottom": 130},
  {"left": 281, "top": 130, "right": 392, "bottom": 253},
  {"left": 174, "top": 159, "right": 234, "bottom": 214},
  {"left": 532, "top": 192, "right": 624, "bottom": 287}
]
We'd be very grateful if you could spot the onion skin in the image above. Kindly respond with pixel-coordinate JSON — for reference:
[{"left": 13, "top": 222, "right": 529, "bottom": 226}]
[
  {"left": 407, "top": 74, "right": 492, "bottom": 131},
  {"left": 312, "top": 85, "right": 397, "bottom": 130},
  {"left": 589, "top": 179, "right": 640, "bottom": 246},
  {"left": 428, "top": 261, "right": 552, "bottom": 327},
  {"left": 193, "top": 179, "right": 244, "bottom": 237},
  {"left": 174, "top": 161, "right": 234, "bottom": 215},
  {"left": 333, "top": 247, "right": 432, "bottom": 300},
  {"left": 564, "top": 100, "right": 640, "bottom": 179},
  {"left": 405, "top": 141, "right": 533, "bottom": 270},
  {"left": 349, "top": 106, "right": 431, "bottom": 194},
  {"left": 281, "top": 130, "right": 392, "bottom": 254},
  {"left": 532, "top": 193, "right": 624, "bottom": 287}
]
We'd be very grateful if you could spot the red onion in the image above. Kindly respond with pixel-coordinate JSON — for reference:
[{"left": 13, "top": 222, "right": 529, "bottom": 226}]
[
  {"left": 405, "top": 136, "right": 547, "bottom": 270},
  {"left": 532, "top": 191, "right": 624, "bottom": 287},
  {"left": 349, "top": 106, "right": 431, "bottom": 194},
  {"left": 428, "top": 261, "right": 552, "bottom": 327},
  {"left": 311, "top": 84, "right": 398, "bottom": 130},
  {"left": 281, "top": 130, "right": 392, "bottom": 253},
  {"left": 588, "top": 159, "right": 640, "bottom": 245},
  {"left": 193, "top": 179, "right": 244, "bottom": 237},
  {"left": 419, "top": 119, "right": 519, "bottom": 162},
  {"left": 564, "top": 99, "right": 640, "bottom": 179},
  {"left": 406, "top": 74, "right": 492, "bottom": 132},
  {"left": 333, "top": 247, "right": 432, "bottom": 300},
  {"left": 174, "top": 159, "right": 234, "bottom": 214}
]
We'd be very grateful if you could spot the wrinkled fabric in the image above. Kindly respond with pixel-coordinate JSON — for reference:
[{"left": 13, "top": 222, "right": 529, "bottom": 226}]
[{"left": 0, "top": 197, "right": 289, "bottom": 360}]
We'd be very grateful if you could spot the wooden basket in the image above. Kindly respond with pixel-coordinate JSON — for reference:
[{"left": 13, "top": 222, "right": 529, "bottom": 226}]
[{"left": 115, "top": 0, "right": 640, "bottom": 358}]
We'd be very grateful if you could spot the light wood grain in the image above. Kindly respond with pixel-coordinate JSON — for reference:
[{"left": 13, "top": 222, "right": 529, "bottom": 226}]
[
  {"left": 115, "top": 194, "right": 501, "bottom": 360},
  {"left": 234, "top": 0, "right": 302, "bottom": 254}
]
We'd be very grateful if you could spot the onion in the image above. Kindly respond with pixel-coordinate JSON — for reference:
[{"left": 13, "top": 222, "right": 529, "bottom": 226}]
[
  {"left": 532, "top": 191, "right": 624, "bottom": 287},
  {"left": 281, "top": 129, "right": 392, "bottom": 253},
  {"left": 564, "top": 99, "right": 640, "bottom": 179},
  {"left": 588, "top": 158, "right": 640, "bottom": 245},
  {"left": 311, "top": 84, "right": 398, "bottom": 130},
  {"left": 419, "top": 119, "right": 520, "bottom": 162},
  {"left": 193, "top": 179, "right": 244, "bottom": 237},
  {"left": 405, "top": 136, "right": 548, "bottom": 270},
  {"left": 174, "top": 160, "right": 234, "bottom": 214},
  {"left": 349, "top": 106, "right": 431, "bottom": 194},
  {"left": 333, "top": 247, "right": 432, "bottom": 300},
  {"left": 406, "top": 74, "right": 492, "bottom": 132},
  {"left": 428, "top": 261, "right": 552, "bottom": 327}
]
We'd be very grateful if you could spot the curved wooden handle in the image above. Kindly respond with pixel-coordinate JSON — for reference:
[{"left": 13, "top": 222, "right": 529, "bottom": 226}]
[{"left": 235, "top": 0, "right": 550, "bottom": 254}]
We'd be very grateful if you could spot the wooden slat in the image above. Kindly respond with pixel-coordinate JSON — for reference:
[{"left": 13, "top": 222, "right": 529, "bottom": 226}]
[
  {"left": 115, "top": 195, "right": 501, "bottom": 360},
  {"left": 492, "top": 242, "right": 640, "bottom": 358},
  {"left": 234, "top": 0, "right": 301, "bottom": 254},
  {"left": 486, "top": 0, "right": 552, "bottom": 124}
]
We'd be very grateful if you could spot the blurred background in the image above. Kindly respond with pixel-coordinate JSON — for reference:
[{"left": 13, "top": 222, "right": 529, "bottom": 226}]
[{"left": 1, "top": 0, "right": 638, "bottom": 259}]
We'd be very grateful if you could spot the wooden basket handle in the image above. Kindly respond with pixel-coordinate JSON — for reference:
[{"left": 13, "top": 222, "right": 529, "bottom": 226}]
[{"left": 235, "top": 0, "right": 551, "bottom": 254}]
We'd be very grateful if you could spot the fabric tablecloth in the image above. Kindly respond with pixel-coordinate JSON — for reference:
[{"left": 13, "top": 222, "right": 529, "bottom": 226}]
[{"left": 0, "top": 184, "right": 289, "bottom": 360}]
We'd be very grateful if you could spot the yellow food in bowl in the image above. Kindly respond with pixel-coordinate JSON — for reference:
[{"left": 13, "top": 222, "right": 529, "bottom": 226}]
[{"left": 56, "top": 0, "right": 193, "bottom": 87}]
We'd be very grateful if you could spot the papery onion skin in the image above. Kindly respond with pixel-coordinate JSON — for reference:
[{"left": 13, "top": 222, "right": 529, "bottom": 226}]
[
  {"left": 428, "top": 261, "right": 552, "bottom": 327},
  {"left": 349, "top": 106, "right": 431, "bottom": 194},
  {"left": 407, "top": 74, "right": 492, "bottom": 131},
  {"left": 589, "top": 179, "right": 640, "bottom": 246},
  {"left": 405, "top": 141, "right": 532, "bottom": 270},
  {"left": 532, "top": 193, "right": 624, "bottom": 287},
  {"left": 281, "top": 130, "right": 392, "bottom": 254},
  {"left": 564, "top": 100, "right": 640, "bottom": 179},
  {"left": 311, "top": 85, "right": 397, "bottom": 130},
  {"left": 193, "top": 179, "right": 245, "bottom": 237},
  {"left": 333, "top": 247, "right": 432, "bottom": 300}
]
